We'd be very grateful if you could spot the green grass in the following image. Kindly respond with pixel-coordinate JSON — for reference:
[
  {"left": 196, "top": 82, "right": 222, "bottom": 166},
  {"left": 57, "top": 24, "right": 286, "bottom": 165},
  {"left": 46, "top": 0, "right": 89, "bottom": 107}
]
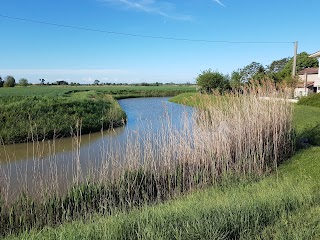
[
  {"left": 0, "top": 85, "right": 196, "bottom": 99},
  {"left": 169, "top": 92, "right": 201, "bottom": 106},
  {"left": 5, "top": 147, "right": 320, "bottom": 240},
  {"left": 0, "top": 91, "right": 126, "bottom": 144},
  {"left": 4, "top": 93, "right": 320, "bottom": 239},
  {"left": 295, "top": 93, "right": 320, "bottom": 146},
  {"left": 298, "top": 92, "right": 320, "bottom": 107}
]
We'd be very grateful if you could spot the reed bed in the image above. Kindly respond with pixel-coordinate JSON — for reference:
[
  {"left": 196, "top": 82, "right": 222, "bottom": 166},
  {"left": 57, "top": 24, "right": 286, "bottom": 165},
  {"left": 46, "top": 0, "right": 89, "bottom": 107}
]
[{"left": 0, "top": 86, "right": 295, "bottom": 237}]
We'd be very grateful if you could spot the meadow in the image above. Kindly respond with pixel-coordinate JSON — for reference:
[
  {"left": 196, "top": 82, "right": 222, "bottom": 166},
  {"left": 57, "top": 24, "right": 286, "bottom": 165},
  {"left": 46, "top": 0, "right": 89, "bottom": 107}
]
[
  {"left": 0, "top": 85, "right": 196, "bottom": 99},
  {"left": 1, "top": 85, "right": 312, "bottom": 238}
]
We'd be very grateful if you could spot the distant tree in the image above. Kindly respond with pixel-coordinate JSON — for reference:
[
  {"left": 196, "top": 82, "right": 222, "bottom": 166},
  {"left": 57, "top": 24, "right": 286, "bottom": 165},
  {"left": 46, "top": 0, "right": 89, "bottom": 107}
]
[
  {"left": 19, "top": 78, "right": 29, "bottom": 86},
  {"left": 56, "top": 80, "right": 68, "bottom": 85},
  {"left": 196, "top": 69, "right": 230, "bottom": 93},
  {"left": 266, "top": 57, "right": 290, "bottom": 84},
  {"left": 267, "top": 57, "right": 290, "bottom": 74},
  {"left": 230, "top": 69, "right": 242, "bottom": 90},
  {"left": 240, "top": 62, "right": 266, "bottom": 83},
  {"left": 4, "top": 75, "right": 16, "bottom": 87},
  {"left": 39, "top": 78, "right": 45, "bottom": 85},
  {"left": 94, "top": 79, "right": 100, "bottom": 85},
  {"left": 0, "top": 76, "right": 3, "bottom": 87}
]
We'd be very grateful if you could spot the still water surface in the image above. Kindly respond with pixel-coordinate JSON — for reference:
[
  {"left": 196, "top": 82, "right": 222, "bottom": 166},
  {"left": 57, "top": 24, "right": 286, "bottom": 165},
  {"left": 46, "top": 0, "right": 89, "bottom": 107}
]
[{"left": 0, "top": 97, "right": 192, "bottom": 196}]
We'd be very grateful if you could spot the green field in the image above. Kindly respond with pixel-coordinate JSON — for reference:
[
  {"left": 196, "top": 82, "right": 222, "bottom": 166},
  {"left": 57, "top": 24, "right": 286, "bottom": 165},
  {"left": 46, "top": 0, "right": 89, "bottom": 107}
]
[{"left": 0, "top": 85, "right": 196, "bottom": 99}]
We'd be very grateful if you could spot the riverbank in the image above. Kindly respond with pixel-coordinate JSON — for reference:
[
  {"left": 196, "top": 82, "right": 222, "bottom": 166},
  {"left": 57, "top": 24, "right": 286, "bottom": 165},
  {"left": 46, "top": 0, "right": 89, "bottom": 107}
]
[
  {"left": 0, "top": 91, "right": 126, "bottom": 144},
  {"left": 1, "top": 89, "right": 310, "bottom": 238},
  {"left": 7, "top": 146, "right": 319, "bottom": 239},
  {"left": 0, "top": 85, "right": 195, "bottom": 144}
]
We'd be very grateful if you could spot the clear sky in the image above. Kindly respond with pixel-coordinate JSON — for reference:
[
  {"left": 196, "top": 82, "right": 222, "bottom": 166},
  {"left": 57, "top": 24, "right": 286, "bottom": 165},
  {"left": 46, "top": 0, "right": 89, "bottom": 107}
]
[{"left": 1, "top": 0, "right": 319, "bottom": 84}]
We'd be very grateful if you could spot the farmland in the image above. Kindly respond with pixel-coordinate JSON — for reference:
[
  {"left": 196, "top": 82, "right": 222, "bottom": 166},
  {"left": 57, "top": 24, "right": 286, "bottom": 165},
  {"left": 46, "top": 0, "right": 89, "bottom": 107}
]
[{"left": 0, "top": 85, "right": 196, "bottom": 99}]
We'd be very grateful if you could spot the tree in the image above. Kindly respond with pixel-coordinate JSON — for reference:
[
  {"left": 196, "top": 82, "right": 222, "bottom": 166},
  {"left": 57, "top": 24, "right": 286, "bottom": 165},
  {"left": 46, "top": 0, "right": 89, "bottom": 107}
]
[
  {"left": 267, "top": 57, "right": 290, "bottom": 74},
  {"left": 94, "top": 79, "right": 100, "bottom": 85},
  {"left": 19, "top": 78, "right": 28, "bottom": 86},
  {"left": 279, "top": 52, "right": 318, "bottom": 79},
  {"left": 230, "top": 70, "right": 242, "bottom": 90},
  {"left": 240, "top": 62, "right": 266, "bottom": 83},
  {"left": 266, "top": 57, "right": 290, "bottom": 84},
  {"left": 4, "top": 76, "right": 16, "bottom": 87},
  {"left": 196, "top": 69, "right": 230, "bottom": 93},
  {"left": 0, "top": 76, "right": 3, "bottom": 87},
  {"left": 39, "top": 78, "right": 45, "bottom": 85}
]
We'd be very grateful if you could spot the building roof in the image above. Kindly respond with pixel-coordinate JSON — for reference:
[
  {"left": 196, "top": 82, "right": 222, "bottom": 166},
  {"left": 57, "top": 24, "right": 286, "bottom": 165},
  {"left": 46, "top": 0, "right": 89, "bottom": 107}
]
[
  {"left": 296, "top": 81, "right": 314, "bottom": 88},
  {"left": 298, "top": 67, "right": 319, "bottom": 75},
  {"left": 309, "top": 51, "right": 320, "bottom": 58}
]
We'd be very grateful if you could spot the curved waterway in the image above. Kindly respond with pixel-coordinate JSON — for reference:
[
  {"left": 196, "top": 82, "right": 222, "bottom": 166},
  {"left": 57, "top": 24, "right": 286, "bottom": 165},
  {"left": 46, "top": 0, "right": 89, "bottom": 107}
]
[{"left": 0, "top": 97, "right": 193, "bottom": 196}]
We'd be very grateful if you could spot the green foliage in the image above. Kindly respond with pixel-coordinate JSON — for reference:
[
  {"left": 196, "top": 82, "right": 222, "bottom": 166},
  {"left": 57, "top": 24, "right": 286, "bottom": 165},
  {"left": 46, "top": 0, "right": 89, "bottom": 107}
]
[
  {"left": 4, "top": 76, "right": 16, "bottom": 87},
  {"left": 239, "top": 62, "right": 266, "bottom": 83},
  {"left": 297, "top": 93, "right": 320, "bottom": 108},
  {"left": 267, "top": 57, "right": 290, "bottom": 83},
  {"left": 0, "top": 85, "right": 196, "bottom": 98},
  {"left": 230, "top": 69, "right": 242, "bottom": 89},
  {"left": 18, "top": 78, "right": 28, "bottom": 86},
  {"left": 196, "top": 69, "right": 230, "bottom": 93},
  {"left": 279, "top": 52, "right": 319, "bottom": 79},
  {"left": 267, "top": 57, "right": 290, "bottom": 73},
  {"left": 0, "top": 91, "right": 126, "bottom": 144},
  {"left": 94, "top": 80, "right": 100, "bottom": 85},
  {"left": 0, "top": 76, "right": 3, "bottom": 87},
  {"left": 295, "top": 96, "right": 320, "bottom": 146}
]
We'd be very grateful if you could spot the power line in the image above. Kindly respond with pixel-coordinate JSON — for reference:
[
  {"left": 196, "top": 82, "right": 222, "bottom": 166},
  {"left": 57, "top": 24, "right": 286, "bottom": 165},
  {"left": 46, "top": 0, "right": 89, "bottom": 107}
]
[{"left": 0, "top": 14, "right": 294, "bottom": 44}]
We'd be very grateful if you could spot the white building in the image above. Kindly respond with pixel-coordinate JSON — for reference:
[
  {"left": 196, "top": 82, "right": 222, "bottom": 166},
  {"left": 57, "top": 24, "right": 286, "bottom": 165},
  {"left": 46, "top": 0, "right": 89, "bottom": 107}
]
[
  {"left": 309, "top": 51, "right": 320, "bottom": 93},
  {"left": 294, "top": 51, "right": 320, "bottom": 98}
]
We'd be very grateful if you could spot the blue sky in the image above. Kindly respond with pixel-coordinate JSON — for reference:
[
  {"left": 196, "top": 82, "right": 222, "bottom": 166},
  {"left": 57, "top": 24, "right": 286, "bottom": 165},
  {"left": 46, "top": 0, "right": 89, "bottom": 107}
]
[{"left": 1, "top": 0, "right": 319, "bottom": 84}]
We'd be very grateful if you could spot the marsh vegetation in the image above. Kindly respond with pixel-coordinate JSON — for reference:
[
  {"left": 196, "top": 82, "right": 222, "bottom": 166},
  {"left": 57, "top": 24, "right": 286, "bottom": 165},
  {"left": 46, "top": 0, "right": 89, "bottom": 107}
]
[{"left": 0, "top": 84, "right": 297, "bottom": 237}]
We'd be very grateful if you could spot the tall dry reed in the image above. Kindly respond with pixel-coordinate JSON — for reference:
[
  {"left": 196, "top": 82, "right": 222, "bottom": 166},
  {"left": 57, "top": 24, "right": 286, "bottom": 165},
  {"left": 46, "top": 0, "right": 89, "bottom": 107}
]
[{"left": 0, "top": 85, "right": 295, "bottom": 236}]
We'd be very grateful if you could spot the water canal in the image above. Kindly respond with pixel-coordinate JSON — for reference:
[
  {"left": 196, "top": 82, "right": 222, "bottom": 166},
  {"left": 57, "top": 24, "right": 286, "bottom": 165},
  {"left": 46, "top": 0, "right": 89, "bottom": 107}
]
[{"left": 0, "top": 97, "right": 193, "bottom": 197}]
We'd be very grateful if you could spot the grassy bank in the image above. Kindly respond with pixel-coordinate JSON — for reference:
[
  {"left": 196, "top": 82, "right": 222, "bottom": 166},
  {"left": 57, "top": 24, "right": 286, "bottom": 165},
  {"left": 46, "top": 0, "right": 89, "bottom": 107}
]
[
  {"left": 5, "top": 148, "right": 320, "bottom": 239},
  {"left": 0, "top": 87, "right": 300, "bottom": 238},
  {"left": 0, "top": 91, "right": 126, "bottom": 144}
]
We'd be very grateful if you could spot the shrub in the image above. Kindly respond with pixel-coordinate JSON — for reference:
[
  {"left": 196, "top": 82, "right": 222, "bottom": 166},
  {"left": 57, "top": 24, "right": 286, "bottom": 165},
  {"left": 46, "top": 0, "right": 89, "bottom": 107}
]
[
  {"left": 196, "top": 69, "right": 230, "bottom": 93},
  {"left": 19, "top": 78, "right": 29, "bottom": 87}
]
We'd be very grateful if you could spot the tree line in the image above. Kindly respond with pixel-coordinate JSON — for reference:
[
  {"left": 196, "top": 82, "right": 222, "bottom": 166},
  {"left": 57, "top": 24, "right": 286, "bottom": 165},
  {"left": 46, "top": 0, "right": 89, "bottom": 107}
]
[
  {"left": 197, "top": 52, "right": 319, "bottom": 93},
  {"left": 0, "top": 76, "right": 28, "bottom": 87}
]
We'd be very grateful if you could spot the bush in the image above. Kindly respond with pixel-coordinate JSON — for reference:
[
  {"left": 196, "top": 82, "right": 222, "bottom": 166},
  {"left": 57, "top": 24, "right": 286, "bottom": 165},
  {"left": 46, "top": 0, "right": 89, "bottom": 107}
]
[
  {"left": 298, "top": 93, "right": 320, "bottom": 107},
  {"left": 196, "top": 69, "right": 230, "bottom": 93},
  {"left": 19, "top": 78, "right": 29, "bottom": 86}
]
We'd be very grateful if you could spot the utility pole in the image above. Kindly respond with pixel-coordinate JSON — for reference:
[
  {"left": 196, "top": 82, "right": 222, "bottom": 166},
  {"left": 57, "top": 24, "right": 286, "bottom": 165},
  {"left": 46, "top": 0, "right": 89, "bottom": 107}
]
[{"left": 292, "top": 41, "right": 298, "bottom": 77}]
